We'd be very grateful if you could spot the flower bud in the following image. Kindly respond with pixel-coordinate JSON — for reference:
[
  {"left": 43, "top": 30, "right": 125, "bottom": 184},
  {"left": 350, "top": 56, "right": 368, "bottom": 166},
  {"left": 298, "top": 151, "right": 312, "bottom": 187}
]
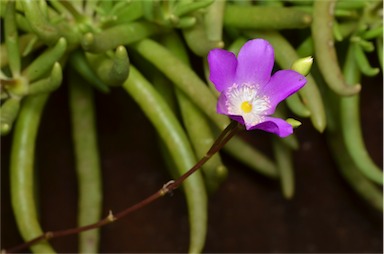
[
  {"left": 291, "top": 56, "right": 313, "bottom": 76},
  {"left": 286, "top": 118, "right": 302, "bottom": 128}
]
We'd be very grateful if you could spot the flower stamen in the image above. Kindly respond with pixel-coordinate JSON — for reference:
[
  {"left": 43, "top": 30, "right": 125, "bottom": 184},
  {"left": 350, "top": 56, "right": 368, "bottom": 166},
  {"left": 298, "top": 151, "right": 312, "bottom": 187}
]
[
  {"left": 225, "top": 83, "right": 271, "bottom": 128},
  {"left": 241, "top": 101, "right": 252, "bottom": 113}
]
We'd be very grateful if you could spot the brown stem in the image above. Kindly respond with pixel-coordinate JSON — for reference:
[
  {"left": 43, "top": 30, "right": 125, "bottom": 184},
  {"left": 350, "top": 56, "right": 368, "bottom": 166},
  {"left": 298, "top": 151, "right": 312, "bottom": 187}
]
[
  {"left": 168, "top": 121, "right": 240, "bottom": 191},
  {"left": 2, "top": 121, "right": 241, "bottom": 253}
]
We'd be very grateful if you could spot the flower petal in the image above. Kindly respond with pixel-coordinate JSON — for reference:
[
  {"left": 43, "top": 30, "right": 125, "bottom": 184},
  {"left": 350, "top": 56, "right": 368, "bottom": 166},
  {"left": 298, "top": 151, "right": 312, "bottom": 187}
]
[
  {"left": 226, "top": 115, "right": 245, "bottom": 126},
  {"left": 250, "top": 117, "right": 293, "bottom": 137},
  {"left": 260, "top": 70, "right": 306, "bottom": 114},
  {"left": 235, "top": 39, "right": 274, "bottom": 86},
  {"left": 208, "top": 49, "right": 237, "bottom": 92},
  {"left": 216, "top": 94, "right": 247, "bottom": 125},
  {"left": 216, "top": 92, "right": 229, "bottom": 114}
]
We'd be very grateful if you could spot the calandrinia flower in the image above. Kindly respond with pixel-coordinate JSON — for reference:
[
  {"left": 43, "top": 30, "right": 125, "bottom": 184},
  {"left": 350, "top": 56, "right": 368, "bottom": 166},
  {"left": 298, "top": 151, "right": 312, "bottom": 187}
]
[{"left": 208, "top": 39, "right": 307, "bottom": 137}]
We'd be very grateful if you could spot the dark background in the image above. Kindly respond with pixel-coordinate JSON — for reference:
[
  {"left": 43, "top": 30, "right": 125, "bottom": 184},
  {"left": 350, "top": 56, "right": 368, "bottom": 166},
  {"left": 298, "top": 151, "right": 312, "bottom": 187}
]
[{"left": 1, "top": 73, "right": 382, "bottom": 253}]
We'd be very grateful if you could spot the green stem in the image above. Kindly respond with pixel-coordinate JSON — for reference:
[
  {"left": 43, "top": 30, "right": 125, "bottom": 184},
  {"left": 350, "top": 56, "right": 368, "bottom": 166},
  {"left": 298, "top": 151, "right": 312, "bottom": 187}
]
[
  {"left": 10, "top": 94, "right": 56, "bottom": 253},
  {"left": 69, "top": 72, "right": 102, "bottom": 253}
]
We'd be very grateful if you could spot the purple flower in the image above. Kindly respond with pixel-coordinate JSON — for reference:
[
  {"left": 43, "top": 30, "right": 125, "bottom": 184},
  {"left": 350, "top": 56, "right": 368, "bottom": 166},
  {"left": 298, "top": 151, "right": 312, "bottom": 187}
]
[{"left": 208, "top": 39, "right": 307, "bottom": 137}]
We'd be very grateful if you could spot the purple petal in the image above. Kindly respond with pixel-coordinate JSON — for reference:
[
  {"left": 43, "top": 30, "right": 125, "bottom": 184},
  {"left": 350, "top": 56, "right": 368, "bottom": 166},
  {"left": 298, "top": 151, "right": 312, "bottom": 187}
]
[
  {"left": 216, "top": 94, "right": 246, "bottom": 125},
  {"left": 208, "top": 49, "right": 237, "bottom": 92},
  {"left": 250, "top": 117, "right": 293, "bottom": 137},
  {"left": 216, "top": 93, "right": 245, "bottom": 125},
  {"left": 261, "top": 70, "right": 306, "bottom": 114},
  {"left": 229, "top": 115, "right": 245, "bottom": 126},
  {"left": 216, "top": 93, "right": 229, "bottom": 114},
  {"left": 235, "top": 39, "right": 274, "bottom": 86}
]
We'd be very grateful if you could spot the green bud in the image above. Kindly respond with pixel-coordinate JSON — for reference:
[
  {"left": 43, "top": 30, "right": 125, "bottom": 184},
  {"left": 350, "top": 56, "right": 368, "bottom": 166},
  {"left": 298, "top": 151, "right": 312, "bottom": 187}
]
[
  {"left": 291, "top": 56, "right": 313, "bottom": 76},
  {"left": 286, "top": 118, "right": 302, "bottom": 128},
  {"left": 29, "top": 62, "right": 63, "bottom": 95},
  {"left": 86, "top": 46, "right": 130, "bottom": 87},
  {"left": 0, "top": 97, "right": 21, "bottom": 135}
]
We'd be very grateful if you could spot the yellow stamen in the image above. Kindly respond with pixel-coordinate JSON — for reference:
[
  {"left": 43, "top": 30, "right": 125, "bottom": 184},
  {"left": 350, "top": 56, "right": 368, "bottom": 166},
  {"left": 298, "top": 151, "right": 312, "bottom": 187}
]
[{"left": 241, "top": 101, "right": 252, "bottom": 113}]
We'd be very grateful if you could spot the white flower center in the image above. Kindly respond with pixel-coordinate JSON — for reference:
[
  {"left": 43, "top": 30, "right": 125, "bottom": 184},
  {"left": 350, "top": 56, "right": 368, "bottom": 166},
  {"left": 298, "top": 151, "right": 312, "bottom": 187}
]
[{"left": 225, "top": 83, "right": 270, "bottom": 126}]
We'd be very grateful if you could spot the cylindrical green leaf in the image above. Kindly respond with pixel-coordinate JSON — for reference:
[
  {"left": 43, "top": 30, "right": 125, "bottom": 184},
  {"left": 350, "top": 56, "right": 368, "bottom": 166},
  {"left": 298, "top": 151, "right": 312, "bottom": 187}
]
[
  {"left": 161, "top": 32, "right": 228, "bottom": 193},
  {"left": 183, "top": 13, "right": 224, "bottom": 57},
  {"left": 11, "top": 94, "right": 56, "bottom": 253},
  {"left": 69, "top": 49, "right": 110, "bottom": 93},
  {"left": 224, "top": 5, "right": 312, "bottom": 29},
  {"left": 69, "top": 71, "right": 102, "bottom": 253},
  {"left": 123, "top": 66, "right": 208, "bottom": 253},
  {"left": 311, "top": 0, "right": 361, "bottom": 96},
  {"left": 273, "top": 138, "right": 295, "bottom": 199},
  {"left": 4, "top": 1, "right": 21, "bottom": 77},
  {"left": 340, "top": 45, "right": 383, "bottom": 185},
  {"left": 81, "top": 22, "right": 164, "bottom": 53},
  {"left": 86, "top": 46, "right": 130, "bottom": 87},
  {"left": 28, "top": 62, "right": 63, "bottom": 95},
  {"left": 20, "top": 0, "right": 59, "bottom": 45},
  {"left": 224, "top": 136, "right": 278, "bottom": 178},
  {"left": 130, "top": 39, "right": 229, "bottom": 130},
  {"left": 22, "top": 37, "right": 67, "bottom": 82}
]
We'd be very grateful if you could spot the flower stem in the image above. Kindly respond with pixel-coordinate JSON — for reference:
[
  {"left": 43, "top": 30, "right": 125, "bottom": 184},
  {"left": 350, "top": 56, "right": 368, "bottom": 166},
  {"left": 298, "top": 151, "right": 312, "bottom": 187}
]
[
  {"left": 3, "top": 119, "right": 240, "bottom": 254},
  {"left": 168, "top": 120, "right": 240, "bottom": 192},
  {"left": 162, "top": 32, "right": 227, "bottom": 192}
]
